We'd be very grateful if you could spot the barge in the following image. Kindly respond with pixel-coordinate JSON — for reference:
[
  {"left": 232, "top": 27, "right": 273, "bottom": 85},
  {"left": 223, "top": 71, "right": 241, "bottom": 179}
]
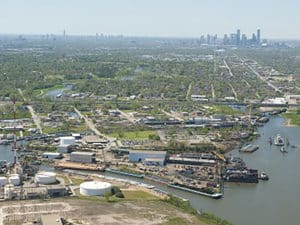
[
  {"left": 168, "top": 184, "right": 223, "bottom": 199},
  {"left": 224, "top": 169, "right": 259, "bottom": 183}
]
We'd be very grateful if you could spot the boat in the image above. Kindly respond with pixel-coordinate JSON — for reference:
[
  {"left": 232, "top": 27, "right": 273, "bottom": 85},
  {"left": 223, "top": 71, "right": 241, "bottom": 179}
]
[
  {"left": 239, "top": 144, "right": 259, "bottom": 153},
  {"left": 0, "top": 140, "right": 10, "bottom": 145},
  {"left": 280, "top": 146, "right": 288, "bottom": 153},
  {"left": 258, "top": 172, "right": 269, "bottom": 181},
  {"left": 274, "top": 134, "right": 285, "bottom": 146}
]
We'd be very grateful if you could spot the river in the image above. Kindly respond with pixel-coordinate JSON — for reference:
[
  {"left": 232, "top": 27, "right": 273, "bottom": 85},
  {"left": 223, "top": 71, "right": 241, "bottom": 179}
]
[{"left": 0, "top": 116, "right": 299, "bottom": 225}]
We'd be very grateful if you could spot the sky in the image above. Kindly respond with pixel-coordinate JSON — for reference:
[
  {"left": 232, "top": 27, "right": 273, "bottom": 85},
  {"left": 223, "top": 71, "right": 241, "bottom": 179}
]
[{"left": 0, "top": 0, "right": 299, "bottom": 39}]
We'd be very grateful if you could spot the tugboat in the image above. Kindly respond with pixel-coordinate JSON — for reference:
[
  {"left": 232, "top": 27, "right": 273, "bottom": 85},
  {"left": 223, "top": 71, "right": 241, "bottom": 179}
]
[
  {"left": 274, "top": 134, "right": 285, "bottom": 146},
  {"left": 258, "top": 172, "right": 269, "bottom": 181},
  {"left": 280, "top": 146, "right": 288, "bottom": 153}
]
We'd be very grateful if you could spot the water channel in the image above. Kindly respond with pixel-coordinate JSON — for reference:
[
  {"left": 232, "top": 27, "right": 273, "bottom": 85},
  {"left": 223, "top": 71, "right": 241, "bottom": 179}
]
[{"left": 0, "top": 116, "right": 299, "bottom": 225}]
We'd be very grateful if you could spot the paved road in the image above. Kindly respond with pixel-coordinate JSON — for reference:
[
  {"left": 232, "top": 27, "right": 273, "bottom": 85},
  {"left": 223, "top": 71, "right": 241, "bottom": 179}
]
[
  {"left": 238, "top": 57, "right": 282, "bottom": 93},
  {"left": 116, "top": 109, "right": 136, "bottom": 123},
  {"left": 74, "top": 107, "right": 115, "bottom": 142},
  {"left": 223, "top": 59, "right": 234, "bottom": 77},
  {"left": 186, "top": 82, "right": 192, "bottom": 100},
  {"left": 18, "top": 88, "right": 43, "bottom": 133},
  {"left": 228, "top": 83, "right": 238, "bottom": 101},
  {"left": 27, "top": 105, "right": 43, "bottom": 134},
  {"left": 211, "top": 84, "right": 216, "bottom": 99}
]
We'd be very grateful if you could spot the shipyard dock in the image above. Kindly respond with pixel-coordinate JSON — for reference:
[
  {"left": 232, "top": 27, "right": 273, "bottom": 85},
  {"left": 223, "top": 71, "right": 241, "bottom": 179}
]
[{"left": 54, "top": 162, "right": 105, "bottom": 171}]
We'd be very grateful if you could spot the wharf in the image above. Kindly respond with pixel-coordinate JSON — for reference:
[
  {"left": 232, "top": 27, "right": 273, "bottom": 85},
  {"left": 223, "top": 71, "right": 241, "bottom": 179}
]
[
  {"left": 144, "top": 175, "right": 170, "bottom": 185},
  {"left": 168, "top": 184, "right": 223, "bottom": 199},
  {"left": 105, "top": 168, "right": 144, "bottom": 178},
  {"left": 54, "top": 162, "right": 105, "bottom": 171}
]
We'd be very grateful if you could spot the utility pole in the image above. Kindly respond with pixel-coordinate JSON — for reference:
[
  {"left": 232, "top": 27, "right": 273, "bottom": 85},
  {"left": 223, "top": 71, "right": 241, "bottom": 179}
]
[{"left": 13, "top": 96, "right": 17, "bottom": 166}]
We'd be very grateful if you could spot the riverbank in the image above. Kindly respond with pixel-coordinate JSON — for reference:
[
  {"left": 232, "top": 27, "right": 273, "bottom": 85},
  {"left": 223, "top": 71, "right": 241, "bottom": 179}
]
[{"left": 282, "top": 109, "right": 300, "bottom": 126}]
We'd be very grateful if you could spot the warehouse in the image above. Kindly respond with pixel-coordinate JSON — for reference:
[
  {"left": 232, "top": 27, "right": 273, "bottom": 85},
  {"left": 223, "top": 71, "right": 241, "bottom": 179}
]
[
  {"left": 60, "top": 136, "right": 75, "bottom": 145},
  {"left": 42, "top": 152, "right": 63, "bottom": 160},
  {"left": 70, "top": 152, "right": 96, "bottom": 163},
  {"left": 129, "top": 150, "right": 167, "bottom": 166},
  {"left": 58, "top": 136, "right": 76, "bottom": 153}
]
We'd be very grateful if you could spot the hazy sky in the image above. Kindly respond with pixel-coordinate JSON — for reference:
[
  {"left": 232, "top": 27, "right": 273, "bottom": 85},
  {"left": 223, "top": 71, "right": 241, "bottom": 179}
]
[{"left": 0, "top": 0, "right": 299, "bottom": 39}]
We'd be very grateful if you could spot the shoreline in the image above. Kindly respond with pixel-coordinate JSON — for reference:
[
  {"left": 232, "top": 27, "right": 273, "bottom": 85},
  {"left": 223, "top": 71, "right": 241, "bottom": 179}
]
[{"left": 284, "top": 118, "right": 298, "bottom": 127}]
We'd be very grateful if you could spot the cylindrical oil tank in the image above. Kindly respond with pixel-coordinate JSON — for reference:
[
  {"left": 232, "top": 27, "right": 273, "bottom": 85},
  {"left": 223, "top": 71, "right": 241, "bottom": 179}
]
[
  {"left": 4, "top": 184, "right": 14, "bottom": 200},
  {"left": 8, "top": 174, "right": 20, "bottom": 186},
  {"left": 0, "top": 177, "right": 7, "bottom": 186},
  {"left": 35, "top": 172, "right": 57, "bottom": 184},
  {"left": 80, "top": 181, "right": 112, "bottom": 196}
]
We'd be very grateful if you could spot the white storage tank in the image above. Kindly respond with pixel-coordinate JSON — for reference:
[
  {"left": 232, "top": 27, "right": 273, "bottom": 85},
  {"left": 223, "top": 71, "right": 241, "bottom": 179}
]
[
  {"left": 0, "top": 177, "right": 7, "bottom": 186},
  {"left": 80, "top": 181, "right": 112, "bottom": 196},
  {"left": 9, "top": 174, "right": 20, "bottom": 186},
  {"left": 4, "top": 184, "right": 14, "bottom": 200},
  {"left": 35, "top": 172, "right": 57, "bottom": 184}
]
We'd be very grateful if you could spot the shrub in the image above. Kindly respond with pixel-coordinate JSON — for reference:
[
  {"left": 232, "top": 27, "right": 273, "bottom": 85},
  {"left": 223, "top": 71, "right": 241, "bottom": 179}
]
[{"left": 115, "top": 191, "right": 125, "bottom": 198}]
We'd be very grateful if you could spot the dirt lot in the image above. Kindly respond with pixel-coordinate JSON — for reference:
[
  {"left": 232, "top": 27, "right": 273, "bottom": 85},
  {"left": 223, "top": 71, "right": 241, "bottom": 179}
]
[{"left": 0, "top": 197, "right": 206, "bottom": 225}]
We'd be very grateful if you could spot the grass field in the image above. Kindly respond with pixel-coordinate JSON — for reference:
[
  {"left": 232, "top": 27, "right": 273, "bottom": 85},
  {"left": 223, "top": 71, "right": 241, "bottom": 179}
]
[
  {"left": 109, "top": 130, "right": 157, "bottom": 139},
  {"left": 207, "top": 105, "right": 239, "bottom": 115},
  {"left": 122, "top": 190, "right": 159, "bottom": 200}
]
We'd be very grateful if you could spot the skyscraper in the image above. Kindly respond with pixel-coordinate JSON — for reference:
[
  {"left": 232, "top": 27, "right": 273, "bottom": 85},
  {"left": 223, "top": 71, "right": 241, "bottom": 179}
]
[
  {"left": 257, "top": 29, "right": 261, "bottom": 45},
  {"left": 207, "top": 34, "right": 211, "bottom": 45},
  {"left": 252, "top": 33, "right": 257, "bottom": 44},
  {"left": 236, "top": 29, "right": 241, "bottom": 46}
]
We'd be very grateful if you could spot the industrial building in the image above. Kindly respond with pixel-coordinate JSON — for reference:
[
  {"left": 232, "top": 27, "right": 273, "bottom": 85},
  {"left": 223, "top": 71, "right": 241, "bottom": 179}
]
[
  {"left": 128, "top": 150, "right": 167, "bottom": 166},
  {"left": 285, "top": 95, "right": 300, "bottom": 105},
  {"left": 168, "top": 156, "right": 216, "bottom": 166},
  {"left": 83, "top": 135, "right": 109, "bottom": 145},
  {"left": 3, "top": 185, "right": 68, "bottom": 200},
  {"left": 70, "top": 151, "right": 96, "bottom": 163},
  {"left": 191, "top": 95, "right": 209, "bottom": 102}
]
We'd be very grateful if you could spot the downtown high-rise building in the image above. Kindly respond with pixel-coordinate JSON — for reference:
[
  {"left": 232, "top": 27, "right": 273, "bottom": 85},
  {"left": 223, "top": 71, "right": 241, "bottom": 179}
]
[
  {"left": 236, "top": 29, "right": 241, "bottom": 45},
  {"left": 257, "top": 29, "right": 261, "bottom": 45}
]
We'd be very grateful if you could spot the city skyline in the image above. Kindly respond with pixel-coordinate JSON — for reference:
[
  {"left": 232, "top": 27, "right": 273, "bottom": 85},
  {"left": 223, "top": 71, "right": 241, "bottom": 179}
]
[{"left": 0, "top": 0, "right": 300, "bottom": 39}]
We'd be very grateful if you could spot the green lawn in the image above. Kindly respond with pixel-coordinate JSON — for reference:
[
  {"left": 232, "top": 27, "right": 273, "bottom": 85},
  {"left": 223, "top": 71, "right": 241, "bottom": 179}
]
[
  {"left": 109, "top": 130, "right": 157, "bottom": 139},
  {"left": 163, "top": 217, "right": 191, "bottom": 225},
  {"left": 70, "top": 177, "right": 85, "bottom": 186},
  {"left": 122, "top": 190, "right": 159, "bottom": 200},
  {"left": 282, "top": 110, "right": 300, "bottom": 126},
  {"left": 206, "top": 105, "right": 239, "bottom": 115}
]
